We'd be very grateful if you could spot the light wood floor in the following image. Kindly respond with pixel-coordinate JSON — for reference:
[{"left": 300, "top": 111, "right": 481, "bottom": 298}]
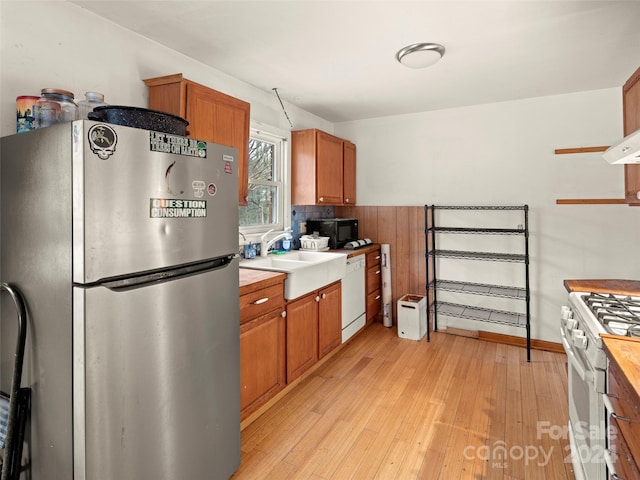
[{"left": 232, "top": 323, "right": 576, "bottom": 480}]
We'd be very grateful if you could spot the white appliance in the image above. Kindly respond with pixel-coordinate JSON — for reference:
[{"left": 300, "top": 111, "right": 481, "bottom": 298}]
[
  {"left": 561, "top": 291, "right": 640, "bottom": 480},
  {"left": 341, "top": 255, "right": 366, "bottom": 342},
  {"left": 398, "top": 294, "right": 427, "bottom": 340},
  {"left": 0, "top": 121, "right": 241, "bottom": 480},
  {"left": 603, "top": 128, "right": 640, "bottom": 164}
]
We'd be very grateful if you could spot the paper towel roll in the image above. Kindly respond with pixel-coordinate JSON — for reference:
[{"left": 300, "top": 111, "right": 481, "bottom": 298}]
[{"left": 381, "top": 243, "right": 392, "bottom": 327}]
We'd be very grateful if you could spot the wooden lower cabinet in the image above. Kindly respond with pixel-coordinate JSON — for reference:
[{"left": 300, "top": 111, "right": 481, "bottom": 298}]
[
  {"left": 286, "top": 291, "right": 319, "bottom": 383},
  {"left": 317, "top": 282, "right": 342, "bottom": 359},
  {"left": 239, "top": 278, "right": 286, "bottom": 421},
  {"left": 603, "top": 337, "right": 640, "bottom": 478},
  {"left": 608, "top": 418, "right": 640, "bottom": 479},
  {"left": 286, "top": 281, "right": 342, "bottom": 383},
  {"left": 366, "top": 247, "right": 382, "bottom": 324}
]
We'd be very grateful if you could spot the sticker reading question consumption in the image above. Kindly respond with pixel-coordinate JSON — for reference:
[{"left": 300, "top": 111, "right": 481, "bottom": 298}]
[{"left": 150, "top": 199, "right": 207, "bottom": 218}]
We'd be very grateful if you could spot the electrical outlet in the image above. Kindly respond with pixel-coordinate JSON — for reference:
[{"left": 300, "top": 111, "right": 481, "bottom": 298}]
[{"left": 299, "top": 222, "right": 307, "bottom": 234}]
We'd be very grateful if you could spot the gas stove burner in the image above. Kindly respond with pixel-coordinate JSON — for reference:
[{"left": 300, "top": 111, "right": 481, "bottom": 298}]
[
  {"left": 582, "top": 292, "right": 640, "bottom": 336},
  {"left": 629, "top": 324, "right": 640, "bottom": 338}
]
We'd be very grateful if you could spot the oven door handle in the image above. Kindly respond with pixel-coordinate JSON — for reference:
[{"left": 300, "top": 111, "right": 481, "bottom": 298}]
[{"left": 561, "top": 330, "right": 591, "bottom": 383}]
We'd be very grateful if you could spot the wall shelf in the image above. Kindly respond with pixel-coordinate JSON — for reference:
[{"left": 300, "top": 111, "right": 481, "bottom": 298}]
[
  {"left": 555, "top": 198, "right": 627, "bottom": 205},
  {"left": 425, "top": 205, "right": 531, "bottom": 361}
]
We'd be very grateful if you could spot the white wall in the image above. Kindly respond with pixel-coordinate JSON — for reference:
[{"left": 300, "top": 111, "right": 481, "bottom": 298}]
[
  {"left": 334, "top": 90, "right": 640, "bottom": 342},
  {"left": 0, "top": 1, "right": 332, "bottom": 137}
]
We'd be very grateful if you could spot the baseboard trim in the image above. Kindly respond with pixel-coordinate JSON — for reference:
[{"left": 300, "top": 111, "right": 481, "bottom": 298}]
[{"left": 439, "top": 328, "right": 564, "bottom": 354}]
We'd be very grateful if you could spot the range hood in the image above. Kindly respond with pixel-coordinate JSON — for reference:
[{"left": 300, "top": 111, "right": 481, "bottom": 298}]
[{"left": 603, "top": 128, "right": 640, "bottom": 164}]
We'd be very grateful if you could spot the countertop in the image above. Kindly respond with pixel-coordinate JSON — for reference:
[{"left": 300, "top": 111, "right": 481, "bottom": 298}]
[
  {"left": 239, "top": 269, "right": 286, "bottom": 296},
  {"left": 239, "top": 244, "right": 380, "bottom": 292},
  {"left": 601, "top": 335, "right": 640, "bottom": 404},
  {"left": 564, "top": 279, "right": 640, "bottom": 296},
  {"left": 332, "top": 243, "right": 380, "bottom": 258}
]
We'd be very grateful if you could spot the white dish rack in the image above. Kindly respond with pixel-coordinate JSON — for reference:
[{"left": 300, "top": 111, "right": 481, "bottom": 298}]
[{"left": 299, "top": 235, "right": 330, "bottom": 251}]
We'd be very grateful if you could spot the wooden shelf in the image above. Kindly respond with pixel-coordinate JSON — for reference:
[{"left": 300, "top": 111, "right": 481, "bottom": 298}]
[
  {"left": 554, "top": 146, "right": 609, "bottom": 155},
  {"left": 555, "top": 198, "right": 627, "bottom": 205}
]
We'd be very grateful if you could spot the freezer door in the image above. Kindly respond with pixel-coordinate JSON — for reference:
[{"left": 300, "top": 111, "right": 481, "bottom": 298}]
[
  {"left": 74, "top": 121, "right": 239, "bottom": 283},
  {"left": 73, "top": 261, "right": 240, "bottom": 480}
]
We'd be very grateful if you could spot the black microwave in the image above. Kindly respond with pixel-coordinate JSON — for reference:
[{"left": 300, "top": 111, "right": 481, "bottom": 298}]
[{"left": 305, "top": 218, "right": 358, "bottom": 249}]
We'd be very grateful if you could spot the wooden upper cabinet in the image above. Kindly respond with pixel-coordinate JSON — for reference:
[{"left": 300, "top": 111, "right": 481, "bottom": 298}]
[
  {"left": 143, "top": 73, "right": 250, "bottom": 205},
  {"left": 316, "top": 131, "right": 344, "bottom": 204},
  {"left": 291, "top": 128, "right": 356, "bottom": 206},
  {"left": 343, "top": 141, "right": 356, "bottom": 205},
  {"left": 623, "top": 66, "right": 640, "bottom": 205}
]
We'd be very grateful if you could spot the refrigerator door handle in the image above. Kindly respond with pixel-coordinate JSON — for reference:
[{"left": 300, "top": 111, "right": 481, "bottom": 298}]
[{"left": 95, "top": 255, "right": 235, "bottom": 292}]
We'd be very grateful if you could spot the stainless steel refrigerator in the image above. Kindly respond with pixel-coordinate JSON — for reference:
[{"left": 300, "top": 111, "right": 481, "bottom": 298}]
[{"left": 0, "top": 121, "right": 241, "bottom": 479}]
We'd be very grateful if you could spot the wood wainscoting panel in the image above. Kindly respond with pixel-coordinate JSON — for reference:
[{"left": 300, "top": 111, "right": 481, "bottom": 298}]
[{"left": 335, "top": 205, "right": 427, "bottom": 322}]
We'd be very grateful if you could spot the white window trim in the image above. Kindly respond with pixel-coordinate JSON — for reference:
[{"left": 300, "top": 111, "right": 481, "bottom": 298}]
[{"left": 239, "top": 122, "right": 291, "bottom": 240}]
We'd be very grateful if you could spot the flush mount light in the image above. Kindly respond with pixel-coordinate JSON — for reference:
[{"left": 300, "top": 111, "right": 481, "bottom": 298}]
[{"left": 396, "top": 42, "right": 445, "bottom": 68}]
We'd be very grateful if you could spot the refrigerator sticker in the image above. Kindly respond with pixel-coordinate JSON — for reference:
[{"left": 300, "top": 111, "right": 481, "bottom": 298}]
[
  {"left": 88, "top": 124, "right": 118, "bottom": 160},
  {"left": 149, "top": 132, "right": 207, "bottom": 158},
  {"left": 225, "top": 162, "right": 233, "bottom": 174},
  {"left": 150, "top": 198, "right": 207, "bottom": 218},
  {"left": 223, "top": 154, "right": 234, "bottom": 162},
  {"left": 192, "top": 180, "right": 205, "bottom": 198},
  {"left": 208, "top": 183, "right": 217, "bottom": 196}
]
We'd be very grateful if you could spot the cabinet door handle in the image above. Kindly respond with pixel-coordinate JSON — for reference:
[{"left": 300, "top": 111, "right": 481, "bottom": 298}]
[
  {"left": 375, "top": 295, "right": 381, "bottom": 300},
  {"left": 251, "top": 297, "right": 269, "bottom": 305},
  {"left": 345, "top": 198, "right": 350, "bottom": 203},
  {"left": 319, "top": 197, "right": 324, "bottom": 202},
  {"left": 612, "top": 413, "right": 631, "bottom": 423},
  {"left": 315, "top": 296, "right": 320, "bottom": 302},
  {"left": 281, "top": 311, "right": 286, "bottom": 318},
  {"left": 603, "top": 394, "right": 631, "bottom": 423},
  {"left": 375, "top": 255, "right": 381, "bottom": 260},
  {"left": 603, "top": 449, "right": 624, "bottom": 480},
  {"left": 321, "top": 293, "right": 326, "bottom": 299},
  {"left": 375, "top": 270, "right": 381, "bottom": 275}
]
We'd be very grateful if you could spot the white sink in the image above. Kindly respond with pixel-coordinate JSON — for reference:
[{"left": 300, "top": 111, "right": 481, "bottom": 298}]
[{"left": 240, "top": 250, "right": 347, "bottom": 300}]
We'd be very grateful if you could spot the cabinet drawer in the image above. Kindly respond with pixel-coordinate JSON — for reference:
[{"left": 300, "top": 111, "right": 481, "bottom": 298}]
[
  {"left": 240, "top": 283, "right": 285, "bottom": 323},
  {"left": 367, "top": 266, "right": 381, "bottom": 294},
  {"left": 606, "top": 367, "right": 640, "bottom": 465},
  {"left": 608, "top": 417, "right": 640, "bottom": 480},
  {"left": 366, "top": 249, "right": 381, "bottom": 268},
  {"left": 608, "top": 367, "right": 640, "bottom": 424},
  {"left": 367, "top": 289, "right": 381, "bottom": 320}
]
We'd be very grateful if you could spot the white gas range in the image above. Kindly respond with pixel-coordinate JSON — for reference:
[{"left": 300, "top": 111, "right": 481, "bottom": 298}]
[{"left": 562, "top": 290, "right": 640, "bottom": 480}]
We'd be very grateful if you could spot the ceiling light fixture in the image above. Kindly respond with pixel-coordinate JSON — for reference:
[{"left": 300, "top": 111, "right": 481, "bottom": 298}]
[{"left": 396, "top": 42, "right": 445, "bottom": 69}]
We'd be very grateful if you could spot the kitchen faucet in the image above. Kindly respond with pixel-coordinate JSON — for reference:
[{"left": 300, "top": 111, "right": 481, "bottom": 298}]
[{"left": 260, "top": 228, "right": 292, "bottom": 257}]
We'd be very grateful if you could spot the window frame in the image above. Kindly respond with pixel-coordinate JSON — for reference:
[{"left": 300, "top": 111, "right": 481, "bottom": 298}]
[{"left": 239, "top": 123, "right": 290, "bottom": 237}]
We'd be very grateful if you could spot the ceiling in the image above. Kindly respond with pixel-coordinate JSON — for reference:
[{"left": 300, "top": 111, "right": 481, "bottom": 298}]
[{"left": 71, "top": 1, "right": 640, "bottom": 123}]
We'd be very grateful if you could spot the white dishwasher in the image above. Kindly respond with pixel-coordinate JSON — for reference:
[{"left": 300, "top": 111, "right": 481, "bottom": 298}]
[{"left": 341, "top": 254, "right": 366, "bottom": 342}]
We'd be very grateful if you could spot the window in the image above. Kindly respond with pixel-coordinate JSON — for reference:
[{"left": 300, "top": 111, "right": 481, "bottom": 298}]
[{"left": 239, "top": 127, "right": 288, "bottom": 234}]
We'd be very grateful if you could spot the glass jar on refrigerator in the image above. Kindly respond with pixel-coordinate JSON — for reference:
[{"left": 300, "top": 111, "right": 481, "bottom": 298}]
[{"left": 35, "top": 88, "right": 77, "bottom": 128}]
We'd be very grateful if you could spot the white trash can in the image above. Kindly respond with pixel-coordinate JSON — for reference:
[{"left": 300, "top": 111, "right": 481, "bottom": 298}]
[{"left": 397, "top": 294, "right": 427, "bottom": 340}]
